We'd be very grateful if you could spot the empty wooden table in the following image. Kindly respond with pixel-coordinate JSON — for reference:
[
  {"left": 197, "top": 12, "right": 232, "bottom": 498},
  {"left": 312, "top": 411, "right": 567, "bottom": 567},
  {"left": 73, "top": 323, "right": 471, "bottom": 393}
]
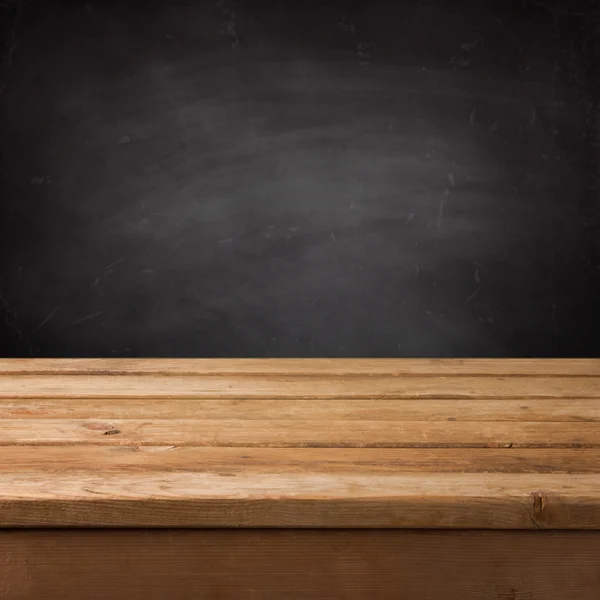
[{"left": 1, "top": 359, "right": 599, "bottom": 599}]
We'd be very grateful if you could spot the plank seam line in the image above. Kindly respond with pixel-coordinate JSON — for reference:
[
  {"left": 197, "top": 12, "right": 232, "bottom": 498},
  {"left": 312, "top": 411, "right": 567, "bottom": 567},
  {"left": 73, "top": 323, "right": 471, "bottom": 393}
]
[{"left": 1, "top": 372, "right": 600, "bottom": 378}]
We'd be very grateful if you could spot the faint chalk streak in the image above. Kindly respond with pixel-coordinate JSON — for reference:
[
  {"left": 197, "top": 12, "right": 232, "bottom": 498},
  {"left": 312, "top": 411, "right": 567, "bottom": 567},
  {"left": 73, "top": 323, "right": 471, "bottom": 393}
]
[
  {"left": 106, "top": 258, "right": 124, "bottom": 270},
  {"left": 464, "top": 287, "right": 481, "bottom": 303},
  {"left": 71, "top": 311, "right": 104, "bottom": 326},
  {"left": 29, "top": 307, "right": 59, "bottom": 338},
  {"left": 330, "top": 230, "right": 337, "bottom": 242}
]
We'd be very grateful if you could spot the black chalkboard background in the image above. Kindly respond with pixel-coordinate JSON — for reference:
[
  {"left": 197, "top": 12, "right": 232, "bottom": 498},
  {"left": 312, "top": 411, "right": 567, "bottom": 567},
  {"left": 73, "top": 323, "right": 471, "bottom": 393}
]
[{"left": 0, "top": 0, "right": 598, "bottom": 357}]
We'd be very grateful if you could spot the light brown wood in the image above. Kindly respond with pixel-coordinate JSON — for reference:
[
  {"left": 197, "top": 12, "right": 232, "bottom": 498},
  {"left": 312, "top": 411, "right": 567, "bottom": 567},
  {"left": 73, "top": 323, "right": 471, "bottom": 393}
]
[
  {"left": 1, "top": 530, "right": 600, "bottom": 600},
  {"left": 3, "top": 397, "right": 600, "bottom": 421},
  {"left": 1, "top": 359, "right": 600, "bottom": 528},
  {"left": 2, "top": 374, "right": 599, "bottom": 398},
  {"left": 2, "top": 357, "right": 599, "bottom": 375},
  {"left": 3, "top": 472, "right": 600, "bottom": 528},
  {"left": 3, "top": 446, "right": 599, "bottom": 473},
  {"left": 0, "top": 418, "right": 599, "bottom": 447}
]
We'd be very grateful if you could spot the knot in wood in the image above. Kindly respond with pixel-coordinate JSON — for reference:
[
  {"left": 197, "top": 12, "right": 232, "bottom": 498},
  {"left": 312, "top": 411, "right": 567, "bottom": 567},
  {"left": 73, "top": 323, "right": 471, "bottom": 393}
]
[{"left": 531, "top": 491, "right": 550, "bottom": 528}]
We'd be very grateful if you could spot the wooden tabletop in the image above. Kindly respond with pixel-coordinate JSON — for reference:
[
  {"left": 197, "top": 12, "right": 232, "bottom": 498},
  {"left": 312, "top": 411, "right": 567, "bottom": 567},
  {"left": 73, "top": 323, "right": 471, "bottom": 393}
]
[{"left": 1, "top": 359, "right": 600, "bottom": 529}]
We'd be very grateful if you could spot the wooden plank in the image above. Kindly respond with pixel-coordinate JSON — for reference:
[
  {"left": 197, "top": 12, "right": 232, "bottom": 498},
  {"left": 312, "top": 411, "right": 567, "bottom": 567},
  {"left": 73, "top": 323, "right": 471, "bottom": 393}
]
[
  {"left": 2, "top": 397, "right": 600, "bottom": 421},
  {"left": 1, "top": 446, "right": 600, "bottom": 474},
  {"left": 2, "top": 530, "right": 600, "bottom": 600},
  {"left": 2, "top": 358, "right": 599, "bottom": 376},
  {"left": 1, "top": 359, "right": 599, "bottom": 530},
  {"left": 1, "top": 375, "right": 599, "bottom": 398},
  {"left": 2, "top": 472, "right": 600, "bottom": 528},
  {"left": 0, "top": 418, "right": 598, "bottom": 447}
]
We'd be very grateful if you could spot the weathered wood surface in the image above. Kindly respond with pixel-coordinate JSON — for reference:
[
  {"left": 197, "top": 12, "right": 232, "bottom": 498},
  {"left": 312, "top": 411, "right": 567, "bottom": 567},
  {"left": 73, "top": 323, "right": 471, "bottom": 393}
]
[
  {"left": 2, "top": 530, "right": 600, "bottom": 600},
  {"left": 1, "top": 359, "right": 599, "bottom": 528}
]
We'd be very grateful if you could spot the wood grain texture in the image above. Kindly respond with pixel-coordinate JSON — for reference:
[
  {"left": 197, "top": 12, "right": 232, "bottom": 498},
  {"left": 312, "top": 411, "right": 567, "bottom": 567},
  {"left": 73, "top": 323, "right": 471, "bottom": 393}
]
[
  {"left": 2, "top": 397, "right": 600, "bottom": 421},
  {"left": 1, "top": 359, "right": 600, "bottom": 528},
  {"left": 1, "top": 530, "right": 600, "bottom": 600},
  {"left": 2, "top": 358, "right": 599, "bottom": 375},
  {"left": 2, "top": 374, "right": 599, "bottom": 398},
  {"left": 0, "top": 418, "right": 598, "bottom": 447},
  {"left": 3, "top": 446, "right": 600, "bottom": 474},
  {"left": 3, "top": 472, "right": 600, "bottom": 528}
]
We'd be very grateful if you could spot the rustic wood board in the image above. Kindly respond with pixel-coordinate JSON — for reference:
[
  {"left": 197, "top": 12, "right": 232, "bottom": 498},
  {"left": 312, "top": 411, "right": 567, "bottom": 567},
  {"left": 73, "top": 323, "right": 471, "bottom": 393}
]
[
  {"left": 1, "top": 530, "right": 600, "bottom": 600},
  {"left": 1, "top": 359, "right": 600, "bottom": 528}
]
